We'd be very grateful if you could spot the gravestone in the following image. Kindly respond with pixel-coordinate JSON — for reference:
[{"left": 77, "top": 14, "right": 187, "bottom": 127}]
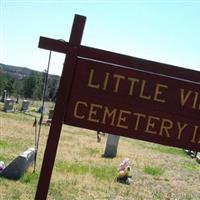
[
  {"left": 21, "top": 100, "right": 30, "bottom": 112},
  {"left": 196, "top": 152, "right": 200, "bottom": 164},
  {"left": 0, "top": 148, "right": 36, "bottom": 180},
  {"left": 3, "top": 99, "right": 14, "bottom": 112},
  {"left": 103, "top": 134, "right": 120, "bottom": 158},
  {"left": 185, "top": 149, "right": 197, "bottom": 158}
]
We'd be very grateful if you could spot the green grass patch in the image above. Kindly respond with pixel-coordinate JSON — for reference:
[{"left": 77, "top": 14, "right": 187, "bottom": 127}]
[
  {"left": 20, "top": 171, "right": 39, "bottom": 185},
  {"left": 10, "top": 190, "right": 21, "bottom": 200},
  {"left": 55, "top": 161, "right": 117, "bottom": 180},
  {"left": 139, "top": 143, "right": 186, "bottom": 157},
  {"left": 0, "top": 139, "right": 29, "bottom": 154},
  {"left": 153, "top": 146, "right": 185, "bottom": 156},
  {"left": 182, "top": 161, "right": 200, "bottom": 171},
  {"left": 0, "top": 111, "right": 35, "bottom": 122},
  {"left": 0, "top": 139, "right": 33, "bottom": 164},
  {"left": 144, "top": 166, "right": 164, "bottom": 176},
  {"left": 0, "top": 140, "right": 13, "bottom": 148},
  {"left": 0, "top": 155, "right": 6, "bottom": 160},
  {"left": 84, "top": 147, "right": 100, "bottom": 156},
  {"left": 0, "top": 139, "right": 21, "bottom": 149},
  {"left": 49, "top": 181, "right": 78, "bottom": 200}
]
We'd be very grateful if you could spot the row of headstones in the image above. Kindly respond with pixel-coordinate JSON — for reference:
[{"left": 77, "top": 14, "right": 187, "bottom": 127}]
[
  {"left": 185, "top": 150, "right": 200, "bottom": 164},
  {"left": 3, "top": 99, "right": 30, "bottom": 112},
  {"left": 0, "top": 90, "right": 30, "bottom": 112}
]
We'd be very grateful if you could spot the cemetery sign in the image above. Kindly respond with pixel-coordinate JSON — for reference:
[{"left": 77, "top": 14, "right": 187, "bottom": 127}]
[
  {"left": 64, "top": 58, "right": 200, "bottom": 151},
  {"left": 35, "top": 15, "right": 200, "bottom": 200}
]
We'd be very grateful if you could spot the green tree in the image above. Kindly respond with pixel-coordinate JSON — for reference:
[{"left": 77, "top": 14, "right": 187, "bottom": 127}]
[
  {"left": 23, "top": 73, "right": 37, "bottom": 98},
  {"left": 0, "top": 67, "right": 59, "bottom": 100},
  {"left": 13, "top": 78, "right": 23, "bottom": 96},
  {"left": 0, "top": 72, "right": 6, "bottom": 94},
  {"left": 4, "top": 77, "right": 14, "bottom": 96},
  {"left": 33, "top": 73, "right": 43, "bottom": 100},
  {"left": 47, "top": 77, "right": 59, "bottom": 101},
  {"left": 0, "top": 72, "right": 15, "bottom": 96}
]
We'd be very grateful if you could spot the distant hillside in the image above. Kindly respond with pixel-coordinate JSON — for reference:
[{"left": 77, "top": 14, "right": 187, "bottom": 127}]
[
  {"left": 0, "top": 63, "right": 59, "bottom": 80},
  {"left": 0, "top": 63, "right": 60, "bottom": 100}
]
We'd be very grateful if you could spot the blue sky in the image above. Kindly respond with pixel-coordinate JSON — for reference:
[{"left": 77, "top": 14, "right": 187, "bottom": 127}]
[{"left": 1, "top": 0, "right": 200, "bottom": 75}]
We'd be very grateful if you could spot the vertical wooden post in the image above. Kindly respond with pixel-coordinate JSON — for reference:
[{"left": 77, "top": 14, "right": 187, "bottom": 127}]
[{"left": 35, "top": 14, "right": 86, "bottom": 200}]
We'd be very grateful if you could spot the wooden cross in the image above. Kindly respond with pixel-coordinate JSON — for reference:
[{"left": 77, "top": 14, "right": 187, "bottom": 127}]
[{"left": 35, "top": 14, "right": 86, "bottom": 200}]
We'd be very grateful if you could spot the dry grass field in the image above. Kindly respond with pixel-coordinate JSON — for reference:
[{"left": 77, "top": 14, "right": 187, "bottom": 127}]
[{"left": 0, "top": 103, "right": 200, "bottom": 200}]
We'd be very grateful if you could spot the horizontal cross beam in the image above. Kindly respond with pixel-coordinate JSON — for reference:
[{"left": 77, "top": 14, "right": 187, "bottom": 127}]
[
  {"left": 39, "top": 36, "right": 200, "bottom": 82},
  {"left": 39, "top": 37, "right": 69, "bottom": 53}
]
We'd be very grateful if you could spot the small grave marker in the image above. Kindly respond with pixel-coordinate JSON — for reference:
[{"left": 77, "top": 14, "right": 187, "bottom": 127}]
[
  {"left": 4, "top": 99, "right": 14, "bottom": 112},
  {"left": 196, "top": 152, "right": 200, "bottom": 164},
  {"left": 103, "top": 134, "right": 120, "bottom": 158},
  {"left": 21, "top": 100, "right": 30, "bottom": 112}
]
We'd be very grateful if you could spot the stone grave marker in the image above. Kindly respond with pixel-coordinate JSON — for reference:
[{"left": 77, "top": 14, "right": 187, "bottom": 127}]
[
  {"left": 21, "top": 100, "right": 30, "bottom": 112},
  {"left": 0, "top": 148, "right": 36, "bottom": 180},
  {"left": 103, "top": 134, "right": 120, "bottom": 158},
  {"left": 4, "top": 99, "right": 14, "bottom": 112},
  {"left": 196, "top": 152, "right": 200, "bottom": 164}
]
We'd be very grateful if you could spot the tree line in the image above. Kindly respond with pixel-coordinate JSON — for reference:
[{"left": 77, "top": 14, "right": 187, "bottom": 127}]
[{"left": 0, "top": 70, "right": 59, "bottom": 101}]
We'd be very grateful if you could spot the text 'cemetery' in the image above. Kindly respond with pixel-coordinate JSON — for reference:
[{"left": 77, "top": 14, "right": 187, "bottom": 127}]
[{"left": 64, "top": 58, "right": 200, "bottom": 151}]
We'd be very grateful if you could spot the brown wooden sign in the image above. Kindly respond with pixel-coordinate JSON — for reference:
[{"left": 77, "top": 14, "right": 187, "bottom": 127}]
[
  {"left": 35, "top": 15, "right": 200, "bottom": 200},
  {"left": 64, "top": 58, "right": 200, "bottom": 151}
]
